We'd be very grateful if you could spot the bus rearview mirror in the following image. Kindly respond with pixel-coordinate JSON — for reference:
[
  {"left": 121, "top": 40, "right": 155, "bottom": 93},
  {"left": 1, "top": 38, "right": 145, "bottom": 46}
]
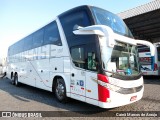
[{"left": 73, "top": 24, "right": 83, "bottom": 30}]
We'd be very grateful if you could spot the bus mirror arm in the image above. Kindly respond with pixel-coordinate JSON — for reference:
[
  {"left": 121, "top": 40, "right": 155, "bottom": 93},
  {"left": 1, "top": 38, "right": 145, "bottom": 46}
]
[
  {"left": 136, "top": 40, "right": 155, "bottom": 56},
  {"left": 73, "top": 25, "right": 115, "bottom": 48},
  {"left": 73, "top": 25, "right": 105, "bottom": 37}
]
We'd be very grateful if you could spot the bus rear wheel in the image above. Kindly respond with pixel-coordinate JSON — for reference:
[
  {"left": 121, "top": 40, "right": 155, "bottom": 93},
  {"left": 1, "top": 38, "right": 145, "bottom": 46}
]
[
  {"left": 11, "top": 74, "right": 15, "bottom": 85},
  {"left": 55, "top": 78, "right": 68, "bottom": 102},
  {"left": 14, "top": 74, "right": 20, "bottom": 87}
]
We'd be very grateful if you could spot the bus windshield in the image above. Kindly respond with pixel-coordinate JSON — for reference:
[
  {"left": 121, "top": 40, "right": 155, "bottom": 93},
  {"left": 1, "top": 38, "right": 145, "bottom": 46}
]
[
  {"left": 106, "top": 41, "right": 140, "bottom": 76},
  {"left": 91, "top": 7, "right": 133, "bottom": 38}
]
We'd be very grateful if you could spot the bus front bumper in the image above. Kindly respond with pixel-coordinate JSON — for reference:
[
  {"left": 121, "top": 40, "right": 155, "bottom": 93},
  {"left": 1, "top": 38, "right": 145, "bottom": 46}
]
[{"left": 98, "top": 87, "right": 144, "bottom": 108}]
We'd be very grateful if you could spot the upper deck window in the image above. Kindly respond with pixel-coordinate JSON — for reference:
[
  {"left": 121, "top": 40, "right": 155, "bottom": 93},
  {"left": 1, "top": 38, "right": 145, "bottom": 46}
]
[
  {"left": 59, "top": 10, "right": 91, "bottom": 38},
  {"left": 44, "top": 21, "right": 62, "bottom": 46}
]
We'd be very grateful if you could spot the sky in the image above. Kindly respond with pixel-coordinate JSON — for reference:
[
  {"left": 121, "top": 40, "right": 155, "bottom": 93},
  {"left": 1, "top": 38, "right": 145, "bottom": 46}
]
[{"left": 0, "top": 0, "right": 152, "bottom": 58}]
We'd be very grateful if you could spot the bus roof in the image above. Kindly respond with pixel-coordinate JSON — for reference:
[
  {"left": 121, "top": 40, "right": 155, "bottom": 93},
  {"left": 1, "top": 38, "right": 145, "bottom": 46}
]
[{"left": 58, "top": 5, "right": 95, "bottom": 25}]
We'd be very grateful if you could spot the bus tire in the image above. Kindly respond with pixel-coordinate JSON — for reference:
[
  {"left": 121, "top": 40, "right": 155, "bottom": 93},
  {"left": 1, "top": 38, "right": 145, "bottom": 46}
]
[
  {"left": 11, "top": 73, "right": 15, "bottom": 85},
  {"left": 55, "top": 78, "right": 68, "bottom": 102},
  {"left": 15, "top": 74, "right": 20, "bottom": 87}
]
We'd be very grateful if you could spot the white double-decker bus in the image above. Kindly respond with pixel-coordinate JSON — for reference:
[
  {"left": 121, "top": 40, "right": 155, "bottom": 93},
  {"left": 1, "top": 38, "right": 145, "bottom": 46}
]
[{"left": 7, "top": 5, "right": 155, "bottom": 108}]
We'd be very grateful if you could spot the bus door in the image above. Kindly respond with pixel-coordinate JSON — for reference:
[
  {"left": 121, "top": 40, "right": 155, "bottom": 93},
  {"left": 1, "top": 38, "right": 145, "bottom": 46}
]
[
  {"left": 70, "top": 45, "right": 86, "bottom": 102},
  {"left": 70, "top": 45, "right": 99, "bottom": 105},
  {"left": 85, "top": 51, "right": 99, "bottom": 106}
]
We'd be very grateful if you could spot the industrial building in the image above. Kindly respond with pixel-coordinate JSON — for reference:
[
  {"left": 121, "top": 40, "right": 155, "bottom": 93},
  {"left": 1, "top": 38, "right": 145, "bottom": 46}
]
[{"left": 118, "top": 0, "right": 160, "bottom": 43}]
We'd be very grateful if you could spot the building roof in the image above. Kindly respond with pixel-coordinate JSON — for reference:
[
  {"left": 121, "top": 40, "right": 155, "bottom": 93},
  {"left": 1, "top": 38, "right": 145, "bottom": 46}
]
[
  {"left": 118, "top": 0, "right": 160, "bottom": 19},
  {"left": 117, "top": 0, "right": 160, "bottom": 41}
]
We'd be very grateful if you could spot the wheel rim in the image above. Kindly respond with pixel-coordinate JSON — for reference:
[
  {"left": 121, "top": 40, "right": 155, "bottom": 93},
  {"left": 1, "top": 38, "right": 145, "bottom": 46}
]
[{"left": 56, "top": 81, "right": 65, "bottom": 99}]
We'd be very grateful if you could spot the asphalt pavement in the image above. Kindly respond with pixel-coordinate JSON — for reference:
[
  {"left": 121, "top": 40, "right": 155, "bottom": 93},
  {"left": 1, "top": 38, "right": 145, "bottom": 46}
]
[{"left": 0, "top": 76, "right": 159, "bottom": 120}]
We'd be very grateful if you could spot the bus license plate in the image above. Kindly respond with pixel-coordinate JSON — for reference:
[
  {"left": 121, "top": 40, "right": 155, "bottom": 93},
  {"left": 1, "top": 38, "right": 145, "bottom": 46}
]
[
  {"left": 130, "top": 96, "right": 137, "bottom": 101},
  {"left": 143, "top": 72, "right": 147, "bottom": 75}
]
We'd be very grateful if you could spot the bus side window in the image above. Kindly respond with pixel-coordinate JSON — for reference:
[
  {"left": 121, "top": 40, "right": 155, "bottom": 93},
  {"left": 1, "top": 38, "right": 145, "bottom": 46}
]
[
  {"left": 70, "top": 46, "right": 85, "bottom": 69},
  {"left": 33, "top": 28, "right": 44, "bottom": 48},
  {"left": 44, "top": 21, "right": 62, "bottom": 46},
  {"left": 59, "top": 10, "right": 91, "bottom": 38},
  {"left": 23, "top": 35, "right": 33, "bottom": 51}
]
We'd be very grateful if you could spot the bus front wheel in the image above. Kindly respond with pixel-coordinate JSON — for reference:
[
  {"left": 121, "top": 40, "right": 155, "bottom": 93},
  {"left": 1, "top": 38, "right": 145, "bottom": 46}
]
[{"left": 55, "top": 78, "right": 68, "bottom": 102}]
